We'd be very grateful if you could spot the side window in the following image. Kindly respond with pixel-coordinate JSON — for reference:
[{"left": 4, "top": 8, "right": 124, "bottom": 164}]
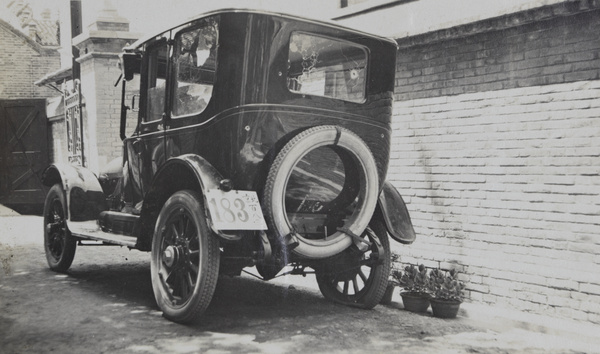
[
  {"left": 145, "top": 43, "right": 168, "bottom": 122},
  {"left": 125, "top": 73, "right": 141, "bottom": 136},
  {"left": 173, "top": 18, "right": 218, "bottom": 118},
  {"left": 287, "top": 32, "right": 368, "bottom": 103}
]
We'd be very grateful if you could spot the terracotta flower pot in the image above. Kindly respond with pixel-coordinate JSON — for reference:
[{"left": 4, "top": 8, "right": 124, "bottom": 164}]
[
  {"left": 400, "top": 292, "right": 430, "bottom": 313},
  {"left": 430, "top": 299, "right": 461, "bottom": 318}
]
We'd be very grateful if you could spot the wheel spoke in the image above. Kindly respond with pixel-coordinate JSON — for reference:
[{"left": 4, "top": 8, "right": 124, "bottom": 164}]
[
  {"left": 186, "top": 271, "right": 195, "bottom": 290},
  {"left": 161, "top": 266, "right": 175, "bottom": 285},
  {"left": 187, "top": 259, "right": 199, "bottom": 275},
  {"left": 183, "top": 216, "right": 191, "bottom": 239},
  {"left": 343, "top": 281, "right": 349, "bottom": 295},
  {"left": 178, "top": 215, "right": 186, "bottom": 238},
  {"left": 188, "top": 232, "right": 198, "bottom": 247},
  {"left": 358, "top": 268, "right": 368, "bottom": 283},
  {"left": 171, "top": 271, "right": 180, "bottom": 297},
  {"left": 359, "top": 258, "right": 375, "bottom": 267},
  {"left": 178, "top": 271, "right": 188, "bottom": 300},
  {"left": 171, "top": 223, "right": 180, "bottom": 240},
  {"left": 352, "top": 276, "right": 360, "bottom": 294}
]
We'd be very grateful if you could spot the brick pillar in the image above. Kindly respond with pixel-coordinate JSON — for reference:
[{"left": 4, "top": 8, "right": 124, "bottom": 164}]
[{"left": 72, "top": 1, "right": 138, "bottom": 174}]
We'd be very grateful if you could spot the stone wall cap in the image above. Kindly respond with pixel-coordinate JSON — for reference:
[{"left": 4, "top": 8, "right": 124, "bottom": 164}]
[
  {"left": 75, "top": 51, "right": 123, "bottom": 63},
  {"left": 395, "top": 0, "right": 600, "bottom": 47},
  {"left": 72, "top": 30, "right": 141, "bottom": 47}
]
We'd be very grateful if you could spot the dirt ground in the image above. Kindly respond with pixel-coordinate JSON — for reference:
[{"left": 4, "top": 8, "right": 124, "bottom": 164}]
[{"left": 1, "top": 214, "right": 598, "bottom": 353}]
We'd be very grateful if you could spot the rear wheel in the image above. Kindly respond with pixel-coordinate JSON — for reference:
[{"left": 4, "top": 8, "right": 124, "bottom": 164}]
[
  {"left": 150, "top": 190, "right": 220, "bottom": 324},
  {"left": 43, "top": 184, "right": 76, "bottom": 272},
  {"left": 315, "top": 220, "right": 390, "bottom": 309}
]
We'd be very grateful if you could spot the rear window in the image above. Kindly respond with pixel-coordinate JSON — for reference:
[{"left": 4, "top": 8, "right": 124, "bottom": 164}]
[{"left": 287, "top": 32, "right": 368, "bottom": 103}]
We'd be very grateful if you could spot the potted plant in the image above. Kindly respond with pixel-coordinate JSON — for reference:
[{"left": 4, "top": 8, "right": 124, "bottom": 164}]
[
  {"left": 392, "top": 264, "right": 430, "bottom": 312},
  {"left": 427, "top": 268, "right": 465, "bottom": 318}
]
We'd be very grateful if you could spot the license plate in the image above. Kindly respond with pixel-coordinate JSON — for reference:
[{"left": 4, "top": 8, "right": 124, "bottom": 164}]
[{"left": 205, "top": 189, "right": 268, "bottom": 230}]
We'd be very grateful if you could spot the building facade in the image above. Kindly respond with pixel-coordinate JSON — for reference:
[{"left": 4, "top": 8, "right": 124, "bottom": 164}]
[
  {"left": 339, "top": 0, "right": 600, "bottom": 324},
  {"left": 0, "top": 18, "right": 60, "bottom": 99}
]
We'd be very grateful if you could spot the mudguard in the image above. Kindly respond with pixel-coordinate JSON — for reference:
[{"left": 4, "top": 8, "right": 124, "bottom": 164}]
[
  {"left": 41, "top": 164, "right": 107, "bottom": 221},
  {"left": 377, "top": 181, "right": 416, "bottom": 244},
  {"left": 155, "top": 154, "right": 224, "bottom": 191},
  {"left": 140, "top": 154, "right": 242, "bottom": 247}
]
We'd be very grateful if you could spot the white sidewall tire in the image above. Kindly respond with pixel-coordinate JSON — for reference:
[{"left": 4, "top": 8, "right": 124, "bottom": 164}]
[{"left": 264, "top": 126, "right": 379, "bottom": 259}]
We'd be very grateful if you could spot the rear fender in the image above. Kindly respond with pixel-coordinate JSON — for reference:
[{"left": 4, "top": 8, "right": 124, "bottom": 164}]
[
  {"left": 41, "top": 164, "right": 106, "bottom": 221},
  {"left": 137, "top": 154, "right": 241, "bottom": 251},
  {"left": 376, "top": 181, "right": 416, "bottom": 244}
]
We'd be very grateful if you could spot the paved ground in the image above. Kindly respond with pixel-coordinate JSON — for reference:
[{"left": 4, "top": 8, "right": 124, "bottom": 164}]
[{"left": 1, "top": 208, "right": 599, "bottom": 353}]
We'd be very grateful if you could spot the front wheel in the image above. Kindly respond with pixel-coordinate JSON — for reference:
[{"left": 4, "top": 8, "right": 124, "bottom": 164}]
[
  {"left": 150, "top": 190, "right": 220, "bottom": 324},
  {"left": 43, "top": 184, "right": 76, "bottom": 272},
  {"left": 315, "top": 220, "right": 390, "bottom": 309}
]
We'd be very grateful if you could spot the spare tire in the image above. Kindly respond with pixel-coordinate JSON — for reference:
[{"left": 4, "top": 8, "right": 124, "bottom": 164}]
[{"left": 263, "top": 125, "right": 379, "bottom": 259}]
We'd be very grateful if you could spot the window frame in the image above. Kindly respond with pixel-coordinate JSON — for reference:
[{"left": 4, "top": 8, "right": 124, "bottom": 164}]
[
  {"left": 286, "top": 31, "right": 370, "bottom": 104},
  {"left": 140, "top": 38, "right": 170, "bottom": 123},
  {"left": 171, "top": 17, "right": 219, "bottom": 119}
]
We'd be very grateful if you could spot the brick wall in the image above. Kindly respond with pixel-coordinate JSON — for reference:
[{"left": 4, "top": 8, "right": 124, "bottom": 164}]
[
  {"left": 0, "top": 20, "right": 60, "bottom": 99},
  {"left": 94, "top": 55, "right": 128, "bottom": 168},
  {"left": 389, "top": 3, "right": 600, "bottom": 324},
  {"left": 77, "top": 53, "right": 138, "bottom": 173},
  {"left": 73, "top": 17, "right": 139, "bottom": 173},
  {"left": 395, "top": 3, "right": 600, "bottom": 101}
]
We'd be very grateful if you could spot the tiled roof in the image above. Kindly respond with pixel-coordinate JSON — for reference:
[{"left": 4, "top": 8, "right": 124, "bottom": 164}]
[
  {"left": 3, "top": 0, "right": 59, "bottom": 46},
  {"left": 32, "top": 17, "right": 59, "bottom": 46}
]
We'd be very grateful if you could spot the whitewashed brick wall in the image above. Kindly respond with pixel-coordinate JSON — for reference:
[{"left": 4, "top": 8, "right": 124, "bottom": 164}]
[{"left": 389, "top": 80, "right": 600, "bottom": 323}]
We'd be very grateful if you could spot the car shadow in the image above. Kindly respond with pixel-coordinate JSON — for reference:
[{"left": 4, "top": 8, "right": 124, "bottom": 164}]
[
  {"left": 67, "top": 257, "right": 157, "bottom": 309},
  {"left": 65, "top": 252, "right": 351, "bottom": 330}
]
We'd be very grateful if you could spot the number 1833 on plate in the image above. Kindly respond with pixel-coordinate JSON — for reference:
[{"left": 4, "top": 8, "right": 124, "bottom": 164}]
[{"left": 205, "top": 189, "right": 268, "bottom": 230}]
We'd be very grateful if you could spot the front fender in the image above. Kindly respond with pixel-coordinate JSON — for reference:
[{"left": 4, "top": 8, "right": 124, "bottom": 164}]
[
  {"left": 377, "top": 181, "right": 416, "bottom": 244},
  {"left": 42, "top": 164, "right": 106, "bottom": 221}
]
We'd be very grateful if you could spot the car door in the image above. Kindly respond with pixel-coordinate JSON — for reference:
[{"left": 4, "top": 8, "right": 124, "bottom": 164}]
[{"left": 163, "top": 17, "right": 220, "bottom": 163}]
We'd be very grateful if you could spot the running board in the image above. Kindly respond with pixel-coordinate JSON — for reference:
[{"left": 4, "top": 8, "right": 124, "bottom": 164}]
[{"left": 68, "top": 221, "right": 138, "bottom": 248}]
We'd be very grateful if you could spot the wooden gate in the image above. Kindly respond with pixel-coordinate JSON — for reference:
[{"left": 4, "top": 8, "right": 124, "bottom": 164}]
[{"left": 0, "top": 99, "right": 49, "bottom": 207}]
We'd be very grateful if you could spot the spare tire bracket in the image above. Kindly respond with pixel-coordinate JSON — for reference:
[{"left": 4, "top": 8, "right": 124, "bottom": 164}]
[{"left": 337, "top": 227, "right": 372, "bottom": 247}]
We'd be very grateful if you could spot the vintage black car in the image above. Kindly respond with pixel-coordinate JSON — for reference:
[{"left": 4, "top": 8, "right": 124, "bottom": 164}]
[{"left": 42, "top": 9, "right": 415, "bottom": 324}]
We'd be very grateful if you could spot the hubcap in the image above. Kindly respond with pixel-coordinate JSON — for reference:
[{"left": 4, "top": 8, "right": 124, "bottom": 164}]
[{"left": 163, "top": 246, "right": 178, "bottom": 267}]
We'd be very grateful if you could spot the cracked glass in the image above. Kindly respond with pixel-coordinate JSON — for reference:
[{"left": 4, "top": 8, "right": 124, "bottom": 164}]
[{"left": 287, "top": 32, "right": 367, "bottom": 103}]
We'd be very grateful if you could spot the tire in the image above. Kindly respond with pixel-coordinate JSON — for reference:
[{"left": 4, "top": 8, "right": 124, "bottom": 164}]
[
  {"left": 150, "top": 190, "right": 220, "bottom": 324},
  {"left": 43, "top": 184, "right": 77, "bottom": 272},
  {"left": 263, "top": 125, "right": 379, "bottom": 259},
  {"left": 315, "top": 220, "right": 391, "bottom": 309}
]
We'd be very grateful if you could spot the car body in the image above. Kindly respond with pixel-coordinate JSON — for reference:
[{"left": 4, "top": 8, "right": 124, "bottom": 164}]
[{"left": 42, "top": 9, "right": 415, "bottom": 324}]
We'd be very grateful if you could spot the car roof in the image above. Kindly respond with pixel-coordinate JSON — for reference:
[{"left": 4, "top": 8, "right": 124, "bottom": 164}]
[{"left": 124, "top": 8, "right": 397, "bottom": 51}]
